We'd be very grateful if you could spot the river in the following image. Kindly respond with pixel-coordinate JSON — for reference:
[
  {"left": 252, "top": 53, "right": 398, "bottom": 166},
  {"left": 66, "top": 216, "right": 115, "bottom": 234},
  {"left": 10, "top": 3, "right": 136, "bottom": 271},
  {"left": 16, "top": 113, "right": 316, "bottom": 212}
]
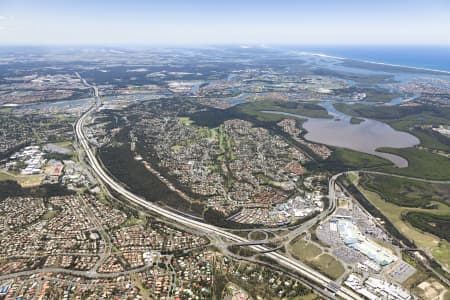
[
  {"left": 263, "top": 104, "right": 419, "bottom": 168},
  {"left": 17, "top": 98, "right": 93, "bottom": 110}
]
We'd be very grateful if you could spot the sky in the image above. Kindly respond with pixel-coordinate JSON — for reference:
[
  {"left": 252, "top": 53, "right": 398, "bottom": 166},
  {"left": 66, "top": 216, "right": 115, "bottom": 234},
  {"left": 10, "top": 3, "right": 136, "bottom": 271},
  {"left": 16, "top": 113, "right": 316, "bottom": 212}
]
[{"left": 0, "top": 0, "right": 449, "bottom": 45}]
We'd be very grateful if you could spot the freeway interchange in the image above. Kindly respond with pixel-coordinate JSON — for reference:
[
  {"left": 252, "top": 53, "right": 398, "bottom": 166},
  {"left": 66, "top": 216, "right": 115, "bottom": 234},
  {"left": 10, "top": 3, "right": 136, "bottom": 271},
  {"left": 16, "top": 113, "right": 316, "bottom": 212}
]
[{"left": 75, "top": 83, "right": 363, "bottom": 300}]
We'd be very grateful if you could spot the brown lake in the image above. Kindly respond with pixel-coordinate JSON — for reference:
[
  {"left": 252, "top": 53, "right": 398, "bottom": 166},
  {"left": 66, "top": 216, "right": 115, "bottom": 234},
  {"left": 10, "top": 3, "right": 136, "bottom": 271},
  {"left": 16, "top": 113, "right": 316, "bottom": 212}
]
[{"left": 262, "top": 105, "right": 419, "bottom": 168}]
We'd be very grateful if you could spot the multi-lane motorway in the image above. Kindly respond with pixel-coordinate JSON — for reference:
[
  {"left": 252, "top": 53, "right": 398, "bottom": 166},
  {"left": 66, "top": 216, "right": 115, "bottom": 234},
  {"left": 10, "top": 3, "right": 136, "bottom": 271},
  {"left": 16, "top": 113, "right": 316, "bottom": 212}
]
[{"left": 75, "top": 83, "right": 363, "bottom": 300}]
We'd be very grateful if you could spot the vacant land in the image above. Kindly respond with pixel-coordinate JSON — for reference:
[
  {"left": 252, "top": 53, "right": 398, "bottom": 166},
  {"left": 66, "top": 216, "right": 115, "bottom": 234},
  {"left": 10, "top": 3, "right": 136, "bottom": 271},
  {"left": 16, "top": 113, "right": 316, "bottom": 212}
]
[
  {"left": 248, "top": 231, "right": 268, "bottom": 241},
  {"left": 293, "top": 293, "right": 319, "bottom": 300},
  {"left": 0, "top": 180, "right": 74, "bottom": 200},
  {"left": 0, "top": 170, "right": 43, "bottom": 187},
  {"left": 228, "top": 245, "right": 258, "bottom": 257},
  {"left": 312, "top": 254, "right": 346, "bottom": 280},
  {"left": 413, "top": 278, "right": 450, "bottom": 300},
  {"left": 0, "top": 108, "right": 13, "bottom": 114},
  {"left": 289, "top": 238, "right": 345, "bottom": 280},
  {"left": 53, "top": 140, "right": 73, "bottom": 149},
  {"left": 404, "top": 212, "right": 450, "bottom": 242},
  {"left": 178, "top": 117, "right": 194, "bottom": 126},
  {"left": 42, "top": 210, "right": 58, "bottom": 220},
  {"left": 0, "top": 171, "right": 14, "bottom": 181},
  {"left": 360, "top": 173, "right": 450, "bottom": 207},
  {"left": 290, "top": 239, "right": 322, "bottom": 261}
]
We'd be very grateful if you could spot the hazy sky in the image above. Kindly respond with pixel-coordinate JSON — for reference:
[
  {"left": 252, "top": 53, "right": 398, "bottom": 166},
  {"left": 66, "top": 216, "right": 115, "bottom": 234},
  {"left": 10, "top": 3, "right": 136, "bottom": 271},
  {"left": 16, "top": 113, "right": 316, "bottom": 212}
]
[{"left": 0, "top": 0, "right": 449, "bottom": 45}]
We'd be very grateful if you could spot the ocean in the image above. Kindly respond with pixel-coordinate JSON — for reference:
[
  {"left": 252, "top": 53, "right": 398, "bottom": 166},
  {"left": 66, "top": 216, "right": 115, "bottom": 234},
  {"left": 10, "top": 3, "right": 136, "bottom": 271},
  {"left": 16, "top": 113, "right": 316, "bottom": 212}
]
[{"left": 291, "top": 46, "right": 450, "bottom": 73}]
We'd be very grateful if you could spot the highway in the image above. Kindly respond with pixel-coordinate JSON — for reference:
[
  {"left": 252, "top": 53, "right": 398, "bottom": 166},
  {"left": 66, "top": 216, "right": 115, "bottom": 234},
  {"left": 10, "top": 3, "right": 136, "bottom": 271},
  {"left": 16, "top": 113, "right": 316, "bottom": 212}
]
[
  {"left": 0, "top": 263, "right": 154, "bottom": 281},
  {"left": 75, "top": 83, "right": 363, "bottom": 300}
]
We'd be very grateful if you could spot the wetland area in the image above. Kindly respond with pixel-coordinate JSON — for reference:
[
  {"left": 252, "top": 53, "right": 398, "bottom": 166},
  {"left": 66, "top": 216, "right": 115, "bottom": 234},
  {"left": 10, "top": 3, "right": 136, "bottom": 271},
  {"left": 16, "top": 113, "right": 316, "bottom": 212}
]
[{"left": 264, "top": 103, "right": 420, "bottom": 167}]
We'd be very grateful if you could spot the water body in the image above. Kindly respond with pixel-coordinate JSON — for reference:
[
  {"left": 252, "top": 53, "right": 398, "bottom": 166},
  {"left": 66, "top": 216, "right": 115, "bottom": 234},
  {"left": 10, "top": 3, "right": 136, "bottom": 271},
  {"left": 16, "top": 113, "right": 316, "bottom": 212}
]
[
  {"left": 291, "top": 46, "right": 450, "bottom": 73},
  {"left": 385, "top": 94, "right": 421, "bottom": 106},
  {"left": 263, "top": 105, "right": 419, "bottom": 168},
  {"left": 227, "top": 74, "right": 238, "bottom": 80},
  {"left": 229, "top": 98, "right": 247, "bottom": 106},
  {"left": 17, "top": 98, "right": 92, "bottom": 110},
  {"left": 191, "top": 82, "right": 207, "bottom": 94},
  {"left": 16, "top": 94, "right": 166, "bottom": 111}
]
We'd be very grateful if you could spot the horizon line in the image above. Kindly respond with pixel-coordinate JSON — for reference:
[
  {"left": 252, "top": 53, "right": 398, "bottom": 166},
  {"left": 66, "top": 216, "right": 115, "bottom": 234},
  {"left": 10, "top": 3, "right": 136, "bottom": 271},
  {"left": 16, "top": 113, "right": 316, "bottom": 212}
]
[{"left": 1, "top": 43, "right": 450, "bottom": 47}]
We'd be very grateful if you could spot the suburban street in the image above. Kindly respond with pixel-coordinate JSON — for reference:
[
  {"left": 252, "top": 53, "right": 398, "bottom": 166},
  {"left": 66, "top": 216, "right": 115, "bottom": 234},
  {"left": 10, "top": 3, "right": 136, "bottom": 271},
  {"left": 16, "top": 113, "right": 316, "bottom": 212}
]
[
  {"left": 75, "top": 81, "right": 363, "bottom": 300},
  {"left": 1, "top": 5, "right": 448, "bottom": 298}
]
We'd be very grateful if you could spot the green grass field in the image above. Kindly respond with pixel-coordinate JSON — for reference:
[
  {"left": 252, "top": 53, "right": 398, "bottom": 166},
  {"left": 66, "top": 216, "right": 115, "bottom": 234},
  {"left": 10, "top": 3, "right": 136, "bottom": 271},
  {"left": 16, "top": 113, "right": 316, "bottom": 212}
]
[
  {"left": 289, "top": 239, "right": 322, "bottom": 261},
  {"left": 293, "top": 293, "right": 318, "bottom": 300},
  {"left": 53, "top": 140, "right": 73, "bottom": 149},
  {"left": 325, "top": 148, "right": 392, "bottom": 171},
  {"left": 0, "top": 108, "right": 13, "bottom": 114},
  {"left": 404, "top": 212, "right": 450, "bottom": 241},
  {"left": 178, "top": 117, "right": 194, "bottom": 126},
  {"left": 123, "top": 213, "right": 147, "bottom": 226},
  {"left": 377, "top": 147, "right": 450, "bottom": 180},
  {"left": 42, "top": 210, "right": 58, "bottom": 220},
  {"left": 0, "top": 171, "right": 15, "bottom": 181},
  {"left": 350, "top": 117, "right": 364, "bottom": 124},
  {"left": 248, "top": 231, "right": 267, "bottom": 241},
  {"left": 311, "top": 254, "right": 346, "bottom": 280},
  {"left": 289, "top": 238, "right": 345, "bottom": 280},
  {"left": 0, "top": 171, "right": 43, "bottom": 187}
]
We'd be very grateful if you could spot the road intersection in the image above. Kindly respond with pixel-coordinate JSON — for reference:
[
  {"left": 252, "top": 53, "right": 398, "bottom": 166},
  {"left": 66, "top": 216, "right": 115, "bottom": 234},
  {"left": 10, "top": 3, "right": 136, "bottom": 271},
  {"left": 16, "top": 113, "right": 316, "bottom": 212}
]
[{"left": 74, "top": 82, "right": 363, "bottom": 300}]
